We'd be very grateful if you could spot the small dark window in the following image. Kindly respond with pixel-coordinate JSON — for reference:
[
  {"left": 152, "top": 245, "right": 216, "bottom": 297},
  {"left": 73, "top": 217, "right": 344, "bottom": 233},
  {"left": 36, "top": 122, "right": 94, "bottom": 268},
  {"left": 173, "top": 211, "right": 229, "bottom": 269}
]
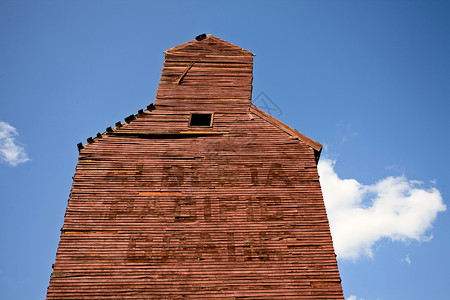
[{"left": 189, "top": 113, "right": 213, "bottom": 127}]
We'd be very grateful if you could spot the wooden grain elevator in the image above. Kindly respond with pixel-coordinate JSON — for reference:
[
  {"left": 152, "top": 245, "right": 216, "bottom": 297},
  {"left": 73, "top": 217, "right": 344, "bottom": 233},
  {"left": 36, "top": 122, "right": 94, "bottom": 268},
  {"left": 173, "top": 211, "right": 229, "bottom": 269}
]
[{"left": 47, "top": 34, "right": 344, "bottom": 299}]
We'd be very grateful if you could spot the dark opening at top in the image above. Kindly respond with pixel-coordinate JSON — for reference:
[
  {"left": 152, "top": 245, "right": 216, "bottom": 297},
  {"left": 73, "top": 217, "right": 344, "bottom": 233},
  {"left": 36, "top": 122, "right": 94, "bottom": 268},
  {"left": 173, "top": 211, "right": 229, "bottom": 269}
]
[{"left": 189, "top": 113, "right": 213, "bottom": 127}]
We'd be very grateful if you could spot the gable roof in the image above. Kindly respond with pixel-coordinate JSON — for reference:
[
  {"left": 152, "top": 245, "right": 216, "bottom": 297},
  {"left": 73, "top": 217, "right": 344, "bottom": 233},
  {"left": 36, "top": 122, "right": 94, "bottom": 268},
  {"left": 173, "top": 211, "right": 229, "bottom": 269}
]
[
  {"left": 164, "top": 34, "right": 255, "bottom": 56},
  {"left": 250, "top": 104, "right": 322, "bottom": 160},
  {"left": 77, "top": 34, "right": 320, "bottom": 161}
]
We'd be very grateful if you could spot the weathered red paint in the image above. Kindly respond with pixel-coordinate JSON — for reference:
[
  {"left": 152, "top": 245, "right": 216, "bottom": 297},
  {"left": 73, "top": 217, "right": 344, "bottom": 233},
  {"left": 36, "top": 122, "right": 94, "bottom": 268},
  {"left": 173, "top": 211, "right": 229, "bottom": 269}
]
[{"left": 47, "top": 35, "right": 343, "bottom": 299}]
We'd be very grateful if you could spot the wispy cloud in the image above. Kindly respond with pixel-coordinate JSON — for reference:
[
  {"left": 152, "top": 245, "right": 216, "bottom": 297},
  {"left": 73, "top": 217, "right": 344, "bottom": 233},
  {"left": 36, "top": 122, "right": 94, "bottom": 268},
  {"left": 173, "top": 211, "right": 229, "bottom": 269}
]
[
  {"left": 336, "top": 122, "right": 358, "bottom": 145},
  {"left": 0, "top": 121, "right": 30, "bottom": 166},
  {"left": 401, "top": 255, "right": 412, "bottom": 265},
  {"left": 346, "top": 296, "right": 364, "bottom": 300},
  {"left": 318, "top": 159, "right": 446, "bottom": 260}
]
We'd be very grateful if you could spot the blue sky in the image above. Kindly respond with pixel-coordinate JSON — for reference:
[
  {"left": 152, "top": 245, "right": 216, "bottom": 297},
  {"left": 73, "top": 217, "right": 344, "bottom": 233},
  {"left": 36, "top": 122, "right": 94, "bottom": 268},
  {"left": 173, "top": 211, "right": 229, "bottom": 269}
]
[{"left": 1, "top": 1, "right": 449, "bottom": 299}]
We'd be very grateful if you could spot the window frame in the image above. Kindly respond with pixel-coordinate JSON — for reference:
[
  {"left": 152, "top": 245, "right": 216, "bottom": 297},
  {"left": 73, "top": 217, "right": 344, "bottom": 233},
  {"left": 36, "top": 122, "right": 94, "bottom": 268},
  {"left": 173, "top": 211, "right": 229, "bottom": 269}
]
[{"left": 188, "top": 113, "right": 214, "bottom": 128}]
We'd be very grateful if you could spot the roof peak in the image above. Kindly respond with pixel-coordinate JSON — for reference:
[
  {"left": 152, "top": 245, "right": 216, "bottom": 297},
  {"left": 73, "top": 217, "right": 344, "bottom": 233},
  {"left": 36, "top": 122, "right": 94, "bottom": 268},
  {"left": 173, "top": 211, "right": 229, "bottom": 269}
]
[{"left": 164, "top": 34, "right": 255, "bottom": 56}]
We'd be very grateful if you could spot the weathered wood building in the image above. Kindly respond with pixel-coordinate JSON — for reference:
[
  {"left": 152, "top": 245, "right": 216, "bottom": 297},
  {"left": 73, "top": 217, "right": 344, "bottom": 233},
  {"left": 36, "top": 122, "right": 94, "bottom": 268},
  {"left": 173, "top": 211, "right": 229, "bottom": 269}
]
[{"left": 47, "top": 35, "right": 343, "bottom": 299}]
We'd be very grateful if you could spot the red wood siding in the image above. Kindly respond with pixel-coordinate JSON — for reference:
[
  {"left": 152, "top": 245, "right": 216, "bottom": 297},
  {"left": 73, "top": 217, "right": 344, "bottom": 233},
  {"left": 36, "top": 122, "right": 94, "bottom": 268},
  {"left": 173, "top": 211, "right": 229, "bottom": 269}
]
[{"left": 47, "top": 35, "right": 343, "bottom": 299}]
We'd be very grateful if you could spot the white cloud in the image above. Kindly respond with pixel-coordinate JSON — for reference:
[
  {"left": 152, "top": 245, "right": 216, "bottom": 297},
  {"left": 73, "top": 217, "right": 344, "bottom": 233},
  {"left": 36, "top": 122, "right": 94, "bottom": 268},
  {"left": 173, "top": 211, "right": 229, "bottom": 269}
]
[
  {"left": 402, "top": 255, "right": 412, "bottom": 265},
  {"left": 348, "top": 296, "right": 367, "bottom": 300},
  {"left": 347, "top": 295, "right": 366, "bottom": 300},
  {"left": 0, "top": 121, "right": 30, "bottom": 166},
  {"left": 318, "top": 159, "right": 446, "bottom": 260}
]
